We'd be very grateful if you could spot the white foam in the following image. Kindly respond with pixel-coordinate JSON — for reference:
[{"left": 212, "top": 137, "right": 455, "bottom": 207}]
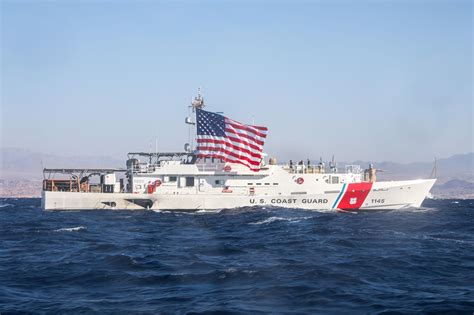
[
  {"left": 0, "top": 203, "right": 13, "bottom": 208},
  {"left": 196, "top": 209, "right": 222, "bottom": 214},
  {"left": 249, "top": 216, "right": 312, "bottom": 225},
  {"left": 55, "top": 226, "right": 85, "bottom": 232},
  {"left": 423, "top": 235, "right": 474, "bottom": 244}
]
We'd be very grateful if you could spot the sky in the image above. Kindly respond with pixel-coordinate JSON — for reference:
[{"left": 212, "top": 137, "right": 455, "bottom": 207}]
[{"left": 1, "top": 0, "right": 472, "bottom": 163}]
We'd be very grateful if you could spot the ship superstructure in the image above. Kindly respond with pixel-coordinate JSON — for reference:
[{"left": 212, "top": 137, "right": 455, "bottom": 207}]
[{"left": 42, "top": 92, "right": 435, "bottom": 211}]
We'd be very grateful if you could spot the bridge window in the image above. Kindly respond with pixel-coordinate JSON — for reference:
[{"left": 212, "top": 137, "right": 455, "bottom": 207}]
[
  {"left": 185, "top": 177, "right": 195, "bottom": 187},
  {"left": 169, "top": 176, "right": 177, "bottom": 182}
]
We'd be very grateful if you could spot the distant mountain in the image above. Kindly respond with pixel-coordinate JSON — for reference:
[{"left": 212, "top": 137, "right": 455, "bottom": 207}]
[
  {"left": 431, "top": 179, "right": 474, "bottom": 199},
  {"left": 351, "top": 153, "right": 474, "bottom": 184}
]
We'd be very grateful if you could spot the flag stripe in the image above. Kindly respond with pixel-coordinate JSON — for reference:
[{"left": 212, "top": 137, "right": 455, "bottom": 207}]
[
  {"left": 225, "top": 121, "right": 267, "bottom": 138},
  {"left": 224, "top": 135, "right": 263, "bottom": 151},
  {"left": 196, "top": 138, "right": 263, "bottom": 159},
  {"left": 197, "top": 135, "right": 263, "bottom": 153},
  {"left": 225, "top": 128, "right": 265, "bottom": 146},
  {"left": 225, "top": 118, "right": 268, "bottom": 132},
  {"left": 225, "top": 124, "right": 266, "bottom": 143},
  {"left": 197, "top": 146, "right": 261, "bottom": 164},
  {"left": 197, "top": 148, "right": 261, "bottom": 166}
]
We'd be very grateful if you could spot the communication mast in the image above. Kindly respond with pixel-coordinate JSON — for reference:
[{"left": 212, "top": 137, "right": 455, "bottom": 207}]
[
  {"left": 185, "top": 88, "right": 205, "bottom": 152},
  {"left": 191, "top": 87, "right": 205, "bottom": 110}
]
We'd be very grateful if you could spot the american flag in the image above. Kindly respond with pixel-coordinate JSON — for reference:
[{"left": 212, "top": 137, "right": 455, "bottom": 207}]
[{"left": 196, "top": 109, "right": 268, "bottom": 171}]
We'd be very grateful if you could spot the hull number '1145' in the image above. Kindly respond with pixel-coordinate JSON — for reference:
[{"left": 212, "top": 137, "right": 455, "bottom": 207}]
[
  {"left": 371, "top": 199, "right": 385, "bottom": 204},
  {"left": 250, "top": 198, "right": 329, "bottom": 205}
]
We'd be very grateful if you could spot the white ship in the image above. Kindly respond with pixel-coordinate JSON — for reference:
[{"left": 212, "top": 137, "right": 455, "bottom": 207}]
[{"left": 42, "top": 91, "right": 435, "bottom": 211}]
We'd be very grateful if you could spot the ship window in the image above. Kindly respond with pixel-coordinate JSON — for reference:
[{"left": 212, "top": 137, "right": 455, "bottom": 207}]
[
  {"left": 247, "top": 183, "right": 253, "bottom": 185},
  {"left": 185, "top": 177, "right": 195, "bottom": 187},
  {"left": 256, "top": 183, "right": 262, "bottom": 185},
  {"left": 265, "top": 183, "right": 270, "bottom": 185},
  {"left": 169, "top": 176, "right": 177, "bottom": 182},
  {"left": 331, "top": 176, "right": 339, "bottom": 184},
  {"left": 273, "top": 183, "right": 279, "bottom": 185},
  {"left": 215, "top": 179, "right": 225, "bottom": 185}
]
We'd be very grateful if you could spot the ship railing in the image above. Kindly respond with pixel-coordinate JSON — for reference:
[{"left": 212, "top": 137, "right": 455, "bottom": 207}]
[
  {"left": 130, "top": 164, "right": 160, "bottom": 174},
  {"left": 43, "top": 179, "right": 81, "bottom": 192},
  {"left": 43, "top": 179, "right": 123, "bottom": 193},
  {"left": 131, "top": 161, "right": 192, "bottom": 174},
  {"left": 283, "top": 164, "right": 362, "bottom": 174},
  {"left": 284, "top": 165, "right": 326, "bottom": 174}
]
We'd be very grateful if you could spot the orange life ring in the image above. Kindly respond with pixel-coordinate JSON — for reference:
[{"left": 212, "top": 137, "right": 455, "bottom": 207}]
[{"left": 296, "top": 177, "right": 304, "bottom": 185}]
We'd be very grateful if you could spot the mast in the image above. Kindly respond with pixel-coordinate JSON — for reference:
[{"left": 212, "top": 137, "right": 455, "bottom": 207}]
[
  {"left": 191, "top": 87, "right": 205, "bottom": 110},
  {"left": 185, "top": 88, "right": 205, "bottom": 152}
]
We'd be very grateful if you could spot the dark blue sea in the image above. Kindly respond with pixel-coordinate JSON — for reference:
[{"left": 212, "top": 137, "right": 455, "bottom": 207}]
[{"left": 1, "top": 198, "right": 473, "bottom": 314}]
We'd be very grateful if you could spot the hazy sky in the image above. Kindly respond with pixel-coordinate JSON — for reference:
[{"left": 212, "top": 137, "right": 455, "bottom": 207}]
[{"left": 1, "top": 0, "right": 472, "bottom": 163}]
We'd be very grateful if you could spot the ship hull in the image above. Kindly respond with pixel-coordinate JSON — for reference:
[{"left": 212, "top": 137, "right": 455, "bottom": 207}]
[{"left": 42, "top": 179, "right": 435, "bottom": 211}]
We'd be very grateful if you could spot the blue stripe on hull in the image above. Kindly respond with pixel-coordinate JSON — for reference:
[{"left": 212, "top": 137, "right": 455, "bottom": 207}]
[{"left": 332, "top": 183, "right": 347, "bottom": 209}]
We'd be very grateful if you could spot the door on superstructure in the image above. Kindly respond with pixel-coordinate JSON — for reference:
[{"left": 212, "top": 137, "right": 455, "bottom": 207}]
[
  {"left": 198, "top": 177, "right": 206, "bottom": 192},
  {"left": 178, "top": 176, "right": 197, "bottom": 193}
]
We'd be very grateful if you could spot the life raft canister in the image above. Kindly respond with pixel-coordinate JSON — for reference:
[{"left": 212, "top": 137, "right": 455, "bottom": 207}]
[
  {"left": 147, "top": 179, "right": 162, "bottom": 194},
  {"left": 296, "top": 177, "right": 304, "bottom": 185},
  {"left": 147, "top": 183, "right": 154, "bottom": 194}
]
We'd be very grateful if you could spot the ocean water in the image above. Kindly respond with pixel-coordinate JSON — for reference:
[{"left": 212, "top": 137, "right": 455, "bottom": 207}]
[{"left": 1, "top": 198, "right": 473, "bottom": 314}]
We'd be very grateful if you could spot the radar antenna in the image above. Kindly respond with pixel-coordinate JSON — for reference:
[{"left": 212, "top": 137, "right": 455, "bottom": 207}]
[
  {"left": 191, "top": 87, "right": 205, "bottom": 111},
  {"left": 329, "top": 155, "right": 337, "bottom": 173}
]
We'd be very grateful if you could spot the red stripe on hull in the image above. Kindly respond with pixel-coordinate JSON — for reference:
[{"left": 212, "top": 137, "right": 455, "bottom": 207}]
[{"left": 337, "top": 182, "right": 373, "bottom": 210}]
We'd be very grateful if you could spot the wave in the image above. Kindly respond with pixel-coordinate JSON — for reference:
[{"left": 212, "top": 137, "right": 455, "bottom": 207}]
[
  {"left": 54, "top": 226, "right": 86, "bottom": 232},
  {"left": 195, "top": 209, "right": 222, "bottom": 214},
  {"left": 0, "top": 203, "right": 13, "bottom": 208},
  {"left": 150, "top": 209, "right": 222, "bottom": 214},
  {"left": 422, "top": 235, "right": 474, "bottom": 245},
  {"left": 249, "top": 216, "right": 313, "bottom": 225},
  {"left": 392, "top": 206, "right": 437, "bottom": 213}
]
